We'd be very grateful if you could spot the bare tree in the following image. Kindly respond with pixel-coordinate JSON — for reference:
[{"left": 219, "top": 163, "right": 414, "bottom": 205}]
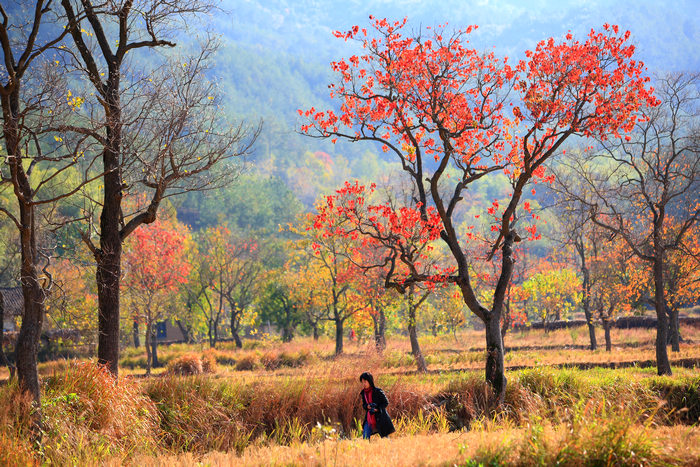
[
  {"left": 549, "top": 180, "right": 603, "bottom": 350},
  {"left": 554, "top": 73, "right": 700, "bottom": 375},
  {"left": 59, "top": 0, "right": 258, "bottom": 375},
  {"left": 0, "top": 1, "right": 105, "bottom": 408}
]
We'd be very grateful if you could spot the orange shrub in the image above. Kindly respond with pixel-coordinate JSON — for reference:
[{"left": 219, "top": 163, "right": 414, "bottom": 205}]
[{"left": 167, "top": 354, "right": 203, "bottom": 376}]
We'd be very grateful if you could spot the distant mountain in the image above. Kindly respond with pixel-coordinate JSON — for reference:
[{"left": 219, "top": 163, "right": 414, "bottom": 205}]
[
  {"left": 4, "top": 0, "right": 697, "bottom": 212},
  {"left": 215, "top": 0, "right": 699, "bottom": 72}
]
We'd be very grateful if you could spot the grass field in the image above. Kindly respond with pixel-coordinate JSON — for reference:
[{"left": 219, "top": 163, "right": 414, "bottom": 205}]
[{"left": 1, "top": 324, "right": 699, "bottom": 466}]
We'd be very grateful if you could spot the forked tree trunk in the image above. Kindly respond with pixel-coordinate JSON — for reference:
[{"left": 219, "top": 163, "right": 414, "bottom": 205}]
[{"left": 8, "top": 126, "right": 45, "bottom": 407}]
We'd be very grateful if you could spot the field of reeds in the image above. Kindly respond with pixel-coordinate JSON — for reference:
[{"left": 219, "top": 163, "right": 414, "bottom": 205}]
[{"left": 1, "top": 324, "right": 699, "bottom": 466}]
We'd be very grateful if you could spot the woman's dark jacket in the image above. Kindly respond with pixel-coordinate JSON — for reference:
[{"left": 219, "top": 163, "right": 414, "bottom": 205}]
[{"left": 360, "top": 387, "right": 396, "bottom": 437}]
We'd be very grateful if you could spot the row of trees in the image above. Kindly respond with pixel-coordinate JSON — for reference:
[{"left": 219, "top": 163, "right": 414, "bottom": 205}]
[{"left": 47, "top": 197, "right": 696, "bottom": 373}]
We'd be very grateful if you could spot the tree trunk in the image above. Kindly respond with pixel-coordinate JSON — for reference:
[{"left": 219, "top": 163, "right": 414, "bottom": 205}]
[
  {"left": 15, "top": 190, "right": 44, "bottom": 406},
  {"left": 602, "top": 318, "right": 612, "bottom": 352},
  {"left": 96, "top": 80, "right": 124, "bottom": 377},
  {"left": 484, "top": 232, "right": 512, "bottom": 405},
  {"left": 407, "top": 291, "right": 427, "bottom": 373},
  {"left": 4, "top": 92, "right": 45, "bottom": 410},
  {"left": 132, "top": 320, "right": 140, "bottom": 348},
  {"left": 151, "top": 325, "right": 159, "bottom": 369},
  {"left": 581, "top": 262, "right": 597, "bottom": 351},
  {"left": 144, "top": 322, "right": 152, "bottom": 375},
  {"left": 653, "top": 253, "right": 672, "bottom": 375},
  {"left": 334, "top": 317, "right": 343, "bottom": 356},
  {"left": 372, "top": 310, "right": 386, "bottom": 352},
  {"left": 667, "top": 304, "right": 680, "bottom": 352},
  {"left": 207, "top": 320, "right": 215, "bottom": 348},
  {"left": 213, "top": 318, "right": 219, "bottom": 348},
  {"left": 232, "top": 327, "right": 242, "bottom": 349},
  {"left": 231, "top": 312, "right": 242, "bottom": 348},
  {"left": 312, "top": 323, "right": 319, "bottom": 341},
  {"left": 501, "top": 296, "right": 512, "bottom": 345},
  {"left": 484, "top": 312, "right": 506, "bottom": 403},
  {"left": 282, "top": 324, "right": 293, "bottom": 342}
]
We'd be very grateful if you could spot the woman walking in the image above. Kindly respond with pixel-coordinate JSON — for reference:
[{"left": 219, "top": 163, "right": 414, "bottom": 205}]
[{"left": 359, "top": 372, "right": 395, "bottom": 439}]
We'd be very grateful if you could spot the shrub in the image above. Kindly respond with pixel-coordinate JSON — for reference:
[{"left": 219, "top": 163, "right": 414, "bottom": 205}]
[
  {"left": 144, "top": 376, "right": 250, "bottom": 453},
  {"left": 167, "top": 354, "right": 203, "bottom": 376},
  {"left": 261, "top": 352, "right": 281, "bottom": 370},
  {"left": 40, "top": 362, "right": 159, "bottom": 464},
  {"left": 200, "top": 350, "right": 219, "bottom": 373},
  {"left": 235, "top": 354, "right": 258, "bottom": 371}
]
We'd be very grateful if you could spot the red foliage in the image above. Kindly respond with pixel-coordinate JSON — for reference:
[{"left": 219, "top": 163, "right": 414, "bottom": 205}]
[
  {"left": 311, "top": 181, "right": 453, "bottom": 290},
  {"left": 301, "top": 17, "right": 656, "bottom": 319},
  {"left": 123, "top": 218, "right": 191, "bottom": 293}
]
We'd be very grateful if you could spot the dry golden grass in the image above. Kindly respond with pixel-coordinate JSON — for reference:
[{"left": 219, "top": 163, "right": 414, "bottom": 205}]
[
  {"left": 1, "top": 323, "right": 699, "bottom": 466},
  {"left": 116, "top": 425, "right": 700, "bottom": 467}
]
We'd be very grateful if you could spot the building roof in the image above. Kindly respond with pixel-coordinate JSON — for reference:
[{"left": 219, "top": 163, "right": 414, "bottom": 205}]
[{"left": 0, "top": 287, "right": 23, "bottom": 317}]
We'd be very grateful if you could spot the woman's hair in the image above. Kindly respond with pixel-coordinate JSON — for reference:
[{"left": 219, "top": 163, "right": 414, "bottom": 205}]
[{"left": 359, "top": 372, "right": 375, "bottom": 388}]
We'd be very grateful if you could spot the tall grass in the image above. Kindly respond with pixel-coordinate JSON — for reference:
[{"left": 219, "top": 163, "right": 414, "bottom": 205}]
[
  {"left": 1, "top": 362, "right": 159, "bottom": 465},
  {"left": 1, "top": 344, "right": 699, "bottom": 464}
]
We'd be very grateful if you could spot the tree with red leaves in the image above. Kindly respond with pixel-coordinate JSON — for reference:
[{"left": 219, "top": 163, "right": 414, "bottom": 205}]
[
  {"left": 122, "top": 217, "right": 191, "bottom": 374},
  {"left": 302, "top": 17, "right": 655, "bottom": 401}
]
